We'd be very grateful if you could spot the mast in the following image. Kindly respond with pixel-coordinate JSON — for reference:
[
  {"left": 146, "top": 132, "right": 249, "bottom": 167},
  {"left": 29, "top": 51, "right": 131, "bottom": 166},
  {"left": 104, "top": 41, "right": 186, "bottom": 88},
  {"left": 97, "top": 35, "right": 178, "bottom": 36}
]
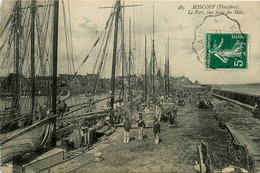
[
  {"left": 128, "top": 18, "right": 131, "bottom": 96},
  {"left": 164, "top": 43, "right": 167, "bottom": 96},
  {"left": 152, "top": 5, "right": 155, "bottom": 97},
  {"left": 110, "top": 0, "right": 121, "bottom": 110},
  {"left": 51, "top": 0, "right": 59, "bottom": 146},
  {"left": 52, "top": 0, "right": 59, "bottom": 114},
  {"left": 31, "top": 0, "right": 36, "bottom": 115},
  {"left": 144, "top": 34, "right": 147, "bottom": 102},
  {"left": 164, "top": 37, "right": 170, "bottom": 96},
  {"left": 121, "top": 1, "right": 125, "bottom": 99},
  {"left": 167, "top": 35, "right": 170, "bottom": 94},
  {"left": 13, "top": 0, "right": 21, "bottom": 115}
]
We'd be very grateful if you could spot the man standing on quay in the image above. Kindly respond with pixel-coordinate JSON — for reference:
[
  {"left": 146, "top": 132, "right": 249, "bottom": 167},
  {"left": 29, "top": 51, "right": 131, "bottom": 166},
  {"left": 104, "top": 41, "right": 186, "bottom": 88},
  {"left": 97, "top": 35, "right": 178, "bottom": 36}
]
[
  {"left": 123, "top": 116, "right": 131, "bottom": 143},
  {"left": 137, "top": 114, "right": 145, "bottom": 140},
  {"left": 153, "top": 117, "right": 161, "bottom": 145}
]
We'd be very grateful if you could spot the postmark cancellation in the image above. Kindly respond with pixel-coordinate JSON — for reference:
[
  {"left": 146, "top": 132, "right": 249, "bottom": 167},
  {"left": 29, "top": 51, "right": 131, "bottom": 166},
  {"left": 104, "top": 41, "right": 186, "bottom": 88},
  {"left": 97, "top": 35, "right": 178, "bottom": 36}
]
[{"left": 192, "top": 14, "right": 249, "bottom": 70}]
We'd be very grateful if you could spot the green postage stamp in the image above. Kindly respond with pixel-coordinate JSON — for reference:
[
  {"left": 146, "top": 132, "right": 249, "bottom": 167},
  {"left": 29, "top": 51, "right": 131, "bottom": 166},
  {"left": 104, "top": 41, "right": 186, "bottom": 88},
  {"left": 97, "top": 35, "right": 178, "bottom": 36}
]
[{"left": 205, "top": 33, "right": 248, "bottom": 69}]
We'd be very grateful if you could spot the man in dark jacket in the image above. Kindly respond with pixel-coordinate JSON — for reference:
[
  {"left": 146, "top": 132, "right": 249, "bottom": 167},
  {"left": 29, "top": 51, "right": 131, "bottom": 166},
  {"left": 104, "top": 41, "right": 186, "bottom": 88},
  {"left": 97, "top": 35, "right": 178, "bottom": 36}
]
[
  {"left": 153, "top": 118, "right": 161, "bottom": 145},
  {"left": 123, "top": 116, "right": 131, "bottom": 143},
  {"left": 137, "top": 114, "right": 145, "bottom": 140}
]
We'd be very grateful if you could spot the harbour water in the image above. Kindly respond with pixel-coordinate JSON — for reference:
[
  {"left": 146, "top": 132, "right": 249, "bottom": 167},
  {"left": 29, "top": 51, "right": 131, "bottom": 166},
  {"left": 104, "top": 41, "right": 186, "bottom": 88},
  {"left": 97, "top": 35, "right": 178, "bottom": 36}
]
[
  {"left": 0, "top": 93, "right": 110, "bottom": 115},
  {"left": 212, "top": 83, "right": 260, "bottom": 96},
  {"left": 218, "top": 84, "right": 260, "bottom": 96}
]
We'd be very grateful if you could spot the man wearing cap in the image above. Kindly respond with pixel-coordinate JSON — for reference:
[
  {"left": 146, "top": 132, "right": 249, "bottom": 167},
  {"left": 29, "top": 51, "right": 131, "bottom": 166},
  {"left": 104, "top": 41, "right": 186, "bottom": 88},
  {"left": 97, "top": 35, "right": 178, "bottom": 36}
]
[
  {"left": 144, "top": 104, "right": 150, "bottom": 117},
  {"left": 137, "top": 114, "right": 145, "bottom": 140},
  {"left": 155, "top": 105, "right": 162, "bottom": 122},
  {"left": 153, "top": 117, "right": 161, "bottom": 145},
  {"left": 160, "top": 95, "right": 165, "bottom": 103},
  {"left": 117, "top": 106, "right": 123, "bottom": 123},
  {"left": 123, "top": 116, "right": 131, "bottom": 143},
  {"left": 132, "top": 109, "right": 139, "bottom": 123}
]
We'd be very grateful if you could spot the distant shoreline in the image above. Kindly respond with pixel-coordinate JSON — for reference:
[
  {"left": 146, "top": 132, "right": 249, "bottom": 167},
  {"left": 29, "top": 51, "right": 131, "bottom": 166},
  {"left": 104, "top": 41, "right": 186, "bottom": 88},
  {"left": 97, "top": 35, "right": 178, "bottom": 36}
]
[
  {"left": 211, "top": 83, "right": 260, "bottom": 96},
  {"left": 207, "top": 83, "right": 260, "bottom": 86}
]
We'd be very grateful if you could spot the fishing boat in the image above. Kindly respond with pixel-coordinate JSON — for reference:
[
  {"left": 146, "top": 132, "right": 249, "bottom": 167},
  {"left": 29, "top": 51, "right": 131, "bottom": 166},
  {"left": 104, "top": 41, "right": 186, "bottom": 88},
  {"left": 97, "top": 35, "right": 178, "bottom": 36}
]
[
  {"left": 0, "top": 0, "right": 59, "bottom": 164},
  {"left": 1, "top": 117, "right": 54, "bottom": 164},
  {"left": 160, "top": 36, "right": 178, "bottom": 121},
  {"left": 0, "top": 0, "right": 144, "bottom": 165}
]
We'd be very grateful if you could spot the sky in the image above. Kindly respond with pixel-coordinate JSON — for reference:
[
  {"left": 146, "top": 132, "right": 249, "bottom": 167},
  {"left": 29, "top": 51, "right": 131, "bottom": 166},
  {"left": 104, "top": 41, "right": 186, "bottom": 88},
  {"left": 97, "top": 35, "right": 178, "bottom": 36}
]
[{"left": 0, "top": 0, "right": 260, "bottom": 84}]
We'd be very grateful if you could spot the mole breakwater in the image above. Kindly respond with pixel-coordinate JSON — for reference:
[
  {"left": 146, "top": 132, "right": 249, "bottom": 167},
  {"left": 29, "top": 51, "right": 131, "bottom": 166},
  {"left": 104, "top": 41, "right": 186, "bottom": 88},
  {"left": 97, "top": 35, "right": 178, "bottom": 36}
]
[
  {"left": 213, "top": 100, "right": 260, "bottom": 172},
  {"left": 212, "top": 89, "right": 260, "bottom": 107}
]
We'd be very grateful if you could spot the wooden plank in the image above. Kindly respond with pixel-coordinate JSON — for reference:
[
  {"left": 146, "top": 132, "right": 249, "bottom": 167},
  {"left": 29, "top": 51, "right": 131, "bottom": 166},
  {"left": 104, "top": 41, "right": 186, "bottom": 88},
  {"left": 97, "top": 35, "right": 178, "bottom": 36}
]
[
  {"left": 57, "top": 110, "right": 109, "bottom": 120},
  {"left": 225, "top": 124, "right": 240, "bottom": 144},
  {"left": 23, "top": 148, "right": 66, "bottom": 172},
  {"left": 225, "top": 124, "right": 258, "bottom": 156},
  {"left": 197, "top": 145, "right": 203, "bottom": 173}
]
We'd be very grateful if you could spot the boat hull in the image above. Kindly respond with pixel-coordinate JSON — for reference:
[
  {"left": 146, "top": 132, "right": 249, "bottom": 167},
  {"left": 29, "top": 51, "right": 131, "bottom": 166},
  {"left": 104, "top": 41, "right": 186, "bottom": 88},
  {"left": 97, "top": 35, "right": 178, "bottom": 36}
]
[{"left": 1, "top": 120, "right": 54, "bottom": 164}]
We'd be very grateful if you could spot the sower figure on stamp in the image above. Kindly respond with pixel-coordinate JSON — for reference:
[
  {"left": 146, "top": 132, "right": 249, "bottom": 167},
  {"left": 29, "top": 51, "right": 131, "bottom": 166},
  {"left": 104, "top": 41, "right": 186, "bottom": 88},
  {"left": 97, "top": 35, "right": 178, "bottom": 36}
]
[
  {"left": 137, "top": 114, "right": 145, "bottom": 140},
  {"left": 123, "top": 116, "right": 131, "bottom": 143},
  {"left": 153, "top": 117, "right": 161, "bottom": 145}
]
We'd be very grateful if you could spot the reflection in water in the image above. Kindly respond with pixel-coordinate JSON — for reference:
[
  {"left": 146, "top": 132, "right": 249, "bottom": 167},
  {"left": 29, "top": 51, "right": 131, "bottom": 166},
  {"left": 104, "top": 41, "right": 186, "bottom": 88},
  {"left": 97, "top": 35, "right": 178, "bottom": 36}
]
[{"left": 0, "top": 93, "right": 110, "bottom": 114}]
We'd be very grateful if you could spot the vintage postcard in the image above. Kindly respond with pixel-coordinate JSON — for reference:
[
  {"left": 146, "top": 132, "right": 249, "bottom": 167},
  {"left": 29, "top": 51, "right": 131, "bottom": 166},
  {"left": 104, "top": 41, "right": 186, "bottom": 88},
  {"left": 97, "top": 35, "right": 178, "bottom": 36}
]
[{"left": 0, "top": 0, "right": 260, "bottom": 172}]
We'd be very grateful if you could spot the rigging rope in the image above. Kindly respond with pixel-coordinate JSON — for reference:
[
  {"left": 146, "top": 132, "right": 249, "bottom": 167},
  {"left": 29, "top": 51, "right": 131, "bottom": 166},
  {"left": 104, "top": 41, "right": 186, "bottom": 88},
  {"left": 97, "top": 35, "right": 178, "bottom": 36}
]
[
  {"left": 92, "top": 11, "right": 115, "bottom": 94},
  {"left": 35, "top": 1, "right": 51, "bottom": 76},
  {"left": 57, "top": 8, "right": 116, "bottom": 99},
  {"left": 61, "top": 0, "right": 73, "bottom": 75},
  {"left": 0, "top": 5, "right": 15, "bottom": 39},
  {"left": 67, "top": 0, "right": 75, "bottom": 74},
  {"left": 91, "top": 11, "right": 115, "bottom": 75},
  {"left": 0, "top": 30, "right": 14, "bottom": 71}
]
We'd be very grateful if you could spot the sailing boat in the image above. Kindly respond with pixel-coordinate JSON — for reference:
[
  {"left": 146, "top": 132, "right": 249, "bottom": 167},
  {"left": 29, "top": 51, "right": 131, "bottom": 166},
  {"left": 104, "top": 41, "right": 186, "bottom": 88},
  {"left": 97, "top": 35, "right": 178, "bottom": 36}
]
[
  {"left": 165, "top": 36, "right": 170, "bottom": 97},
  {"left": 1, "top": 0, "right": 140, "bottom": 164},
  {"left": 160, "top": 36, "right": 177, "bottom": 122},
  {"left": 0, "top": 0, "right": 59, "bottom": 164}
]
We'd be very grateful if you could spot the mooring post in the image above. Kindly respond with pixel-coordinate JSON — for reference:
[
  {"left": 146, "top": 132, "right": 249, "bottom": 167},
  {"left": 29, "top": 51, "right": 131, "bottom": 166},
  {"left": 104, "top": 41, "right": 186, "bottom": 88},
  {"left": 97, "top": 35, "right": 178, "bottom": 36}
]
[
  {"left": 205, "top": 142, "right": 212, "bottom": 172},
  {"left": 228, "top": 141, "right": 231, "bottom": 154},
  {"left": 244, "top": 145, "right": 249, "bottom": 170},
  {"left": 197, "top": 145, "right": 203, "bottom": 173}
]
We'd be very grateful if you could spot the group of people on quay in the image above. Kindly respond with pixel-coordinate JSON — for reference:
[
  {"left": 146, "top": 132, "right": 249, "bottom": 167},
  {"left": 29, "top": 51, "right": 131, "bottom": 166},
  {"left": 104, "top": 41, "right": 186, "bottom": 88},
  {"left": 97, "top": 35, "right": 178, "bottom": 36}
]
[
  {"left": 122, "top": 110, "right": 162, "bottom": 145},
  {"left": 53, "top": 87, "right": 197, "bottom": 145},
  {"left": 109, "top": 91, "right": 189, "bottom": 145}
]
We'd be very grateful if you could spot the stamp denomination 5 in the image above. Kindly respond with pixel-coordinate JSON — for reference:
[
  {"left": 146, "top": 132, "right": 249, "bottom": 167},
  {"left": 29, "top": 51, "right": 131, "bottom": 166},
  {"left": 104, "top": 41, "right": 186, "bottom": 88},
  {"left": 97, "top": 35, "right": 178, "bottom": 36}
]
[{"left": 206, "top": 33, "right": 248, "bottom": 69}]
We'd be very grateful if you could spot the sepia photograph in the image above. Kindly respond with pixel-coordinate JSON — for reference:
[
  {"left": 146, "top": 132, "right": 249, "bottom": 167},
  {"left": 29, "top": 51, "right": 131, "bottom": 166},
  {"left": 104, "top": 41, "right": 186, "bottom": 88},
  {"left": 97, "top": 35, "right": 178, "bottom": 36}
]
[{"left": 0, "top": 0, "right": 260, "bottom": 172}]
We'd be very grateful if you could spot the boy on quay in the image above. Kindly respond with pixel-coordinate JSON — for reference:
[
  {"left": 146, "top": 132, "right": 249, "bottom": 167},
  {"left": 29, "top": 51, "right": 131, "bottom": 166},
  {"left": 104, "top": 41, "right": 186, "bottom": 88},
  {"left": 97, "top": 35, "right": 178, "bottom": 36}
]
[
  {"left": 155, "top": 105, "right": 162, "bottom": 122},
  {"left": 137, "top": 114, "right": 145, "bottom": 140},
  {"left": 123, "top": 116, "right": 131, "bottom": 143},
  {"left": 153, "top": 117, "right": 161, "bottom": 145}
]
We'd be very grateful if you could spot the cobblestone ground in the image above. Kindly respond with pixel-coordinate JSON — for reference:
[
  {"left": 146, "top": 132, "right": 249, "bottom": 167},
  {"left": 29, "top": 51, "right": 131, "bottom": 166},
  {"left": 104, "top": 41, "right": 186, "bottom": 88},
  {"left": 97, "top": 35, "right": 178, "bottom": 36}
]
[{"left": 50, "top": 100, "right": 229, "bottom": 173}]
